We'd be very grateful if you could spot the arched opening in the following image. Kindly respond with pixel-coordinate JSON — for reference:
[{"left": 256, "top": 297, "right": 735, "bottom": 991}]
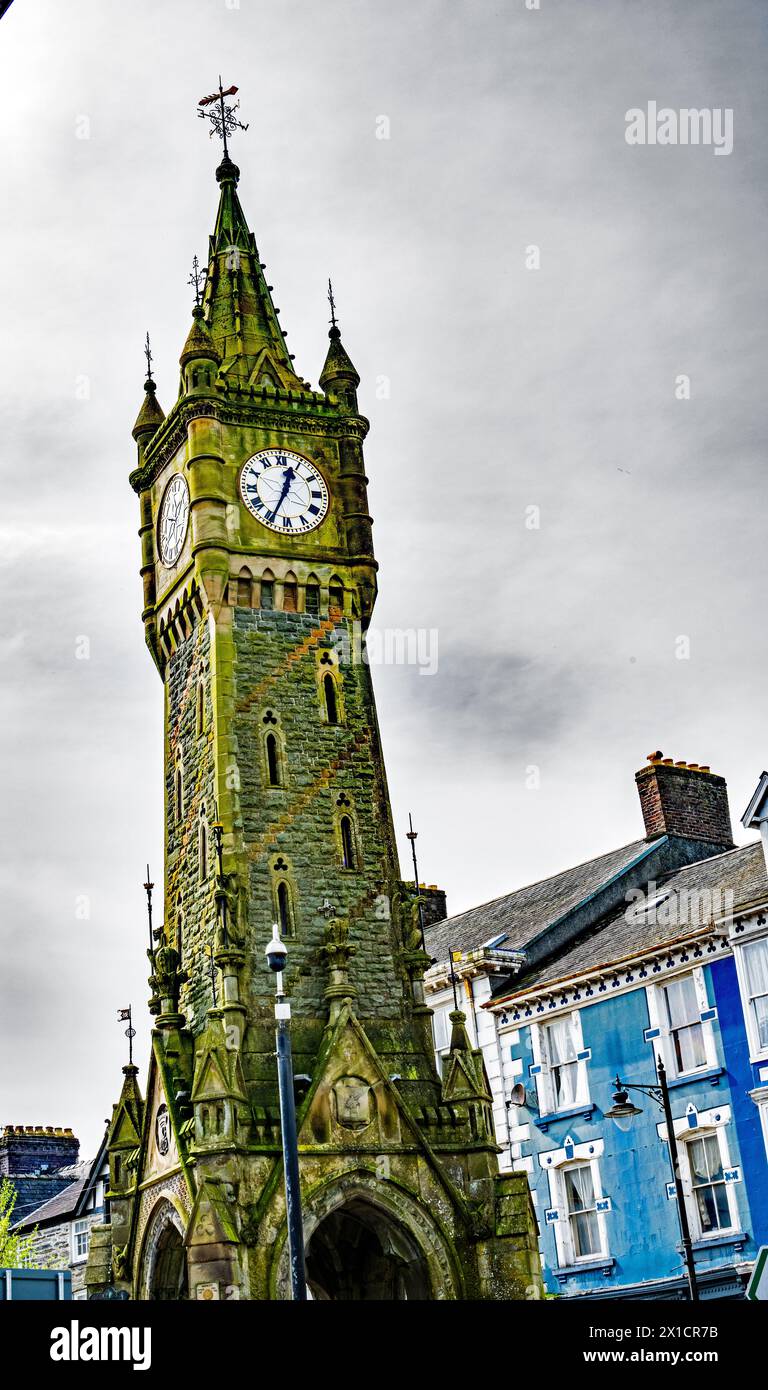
[
  {"left": 283, "top": 572, "right": 298, "bottom": 612},
  {"left": 176, "top": 896, "right": 184, "bottom": 960},
  {"left": 266, "top": 732, "right": 281, "bottom": 787},
  {"left": 305, "top": 1199, "right": 431, "bottom": 1301},
  {"left": 340, "top": 815, "right": 356, "bottom": 870},
  {"left": 305, "top": 575, "right": 320, "bottom": 616},
  {"left": 142, "top": 1202, "right": 188, "bottom": 1301},
  {"left": 329, "top": 576, "right": 344, "bottom": 615},
  {"left": 174, "top": 758, "right": 183, "bottom": 822},
  {"left": 196, "top": 679, "right": 205, "bottom": 735},
  {"left": 276, "top": 880, "right": 293, "bottom": 936},
  {"left": 199, "top": 811, "right": 208, "bottom": 882},
  {"left": 260, "top": 571, "right": 275, "bottom": 610},
  {"left": 237, "top": 568, "right": 252, "bottom": 608},
  {"left": 324, "top": 673, "right": 339, "bottom": 726}
]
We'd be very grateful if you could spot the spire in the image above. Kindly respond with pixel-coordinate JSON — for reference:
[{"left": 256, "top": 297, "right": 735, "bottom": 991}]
[
  {"left": 319, "top": 283, "right": 360, "bottom": 407},
  {"left": 198, "top": 156, "right": 304, "bottom": 390},
  {"left": 132, "top": 332, "right": 165, "bottom": 442},
  {"left": 180, "top": 304, "right": 221, "bottom": 370}
]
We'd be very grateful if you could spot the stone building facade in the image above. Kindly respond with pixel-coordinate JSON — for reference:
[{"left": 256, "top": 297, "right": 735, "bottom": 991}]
[
  {"left": 85, "top": 137, "right": 541, "bottom": 1302},
  {"left": 1, "top": 1125, "right": 79, "bottom": 1225}
]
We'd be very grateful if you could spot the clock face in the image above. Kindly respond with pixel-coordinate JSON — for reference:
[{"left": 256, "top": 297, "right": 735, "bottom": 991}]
[
  {"left": 158, "top": 473, "right": 190, "bottom": 566},
  {"left": 240, "top": 449, "right": 329, "bottom": 535}
]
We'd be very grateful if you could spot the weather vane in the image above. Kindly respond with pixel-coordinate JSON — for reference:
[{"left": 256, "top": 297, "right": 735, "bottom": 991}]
[
  {"left": 197, "top": 77, "right": 248, "bottom": 159},
  {"left": 143, "top": 861, "right": 154, "bottom": 961},
  {"left": 118, "top": 1006, "right": 136, "bottom": 1066},
  {"left": 327, "top": 278, "right": 338, "bottom": 331},
  {"left": 188, "top": 254, "right": 207, "bottom": 310},
  {"left": 406, "top": 812, "right": 426, "bottom": 950},
  {"left": 143, "top": 331, "right": 153, "bottom": 383}
]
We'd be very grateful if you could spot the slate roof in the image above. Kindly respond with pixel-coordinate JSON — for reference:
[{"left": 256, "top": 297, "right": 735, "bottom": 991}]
[
  {"left": 16, "top": 1132, "right": 110, "bottom": 1231},
  {"left": 19, "top": 1176, "right": 87, "bottom": 1227},
  {"left": 425, "top": 837, "right": 654, "bottom": 963},
  {"left": 496, "top": 840, "right": 768, "bottom": 1000}
]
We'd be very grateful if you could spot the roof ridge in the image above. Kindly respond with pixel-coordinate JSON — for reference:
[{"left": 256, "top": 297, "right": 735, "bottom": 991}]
[{"left": 429, "top": 836, "right": 652, "bottom": 931}]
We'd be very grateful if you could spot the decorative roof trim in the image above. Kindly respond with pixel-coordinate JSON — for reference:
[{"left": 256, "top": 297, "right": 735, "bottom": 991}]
[
  {"left": 425, "top": 946, "right": 526, "bottom": 994},
  {"left": 488, "top": 926, "right": 733, "bottom": 1023}
]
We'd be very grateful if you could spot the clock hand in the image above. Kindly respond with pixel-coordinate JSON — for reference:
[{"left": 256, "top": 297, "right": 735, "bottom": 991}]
[{"left": 268, "top": 467, "right": 296, "bottom": 520}]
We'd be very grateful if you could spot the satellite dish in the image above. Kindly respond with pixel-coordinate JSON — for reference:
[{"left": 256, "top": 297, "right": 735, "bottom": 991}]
[{"left": 508, "top": 1082, "right": 527, "bottom": 1108}]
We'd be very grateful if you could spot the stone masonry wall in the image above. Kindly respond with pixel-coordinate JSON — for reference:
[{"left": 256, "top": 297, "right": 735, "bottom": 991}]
[
  {"left": 231, "top": 607, "right": 407, "bottom": 1023},
  {"left": 166, "top": 618, "right": 217, "bottom": 1027}
]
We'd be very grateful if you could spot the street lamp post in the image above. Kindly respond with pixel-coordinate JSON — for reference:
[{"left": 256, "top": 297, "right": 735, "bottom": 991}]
[
  {"left": 605, "top": 1055, "right": 700, "bottom": 1303},
  {"left": 264, "top": 925, "right": 307, "bottom": 1302}
]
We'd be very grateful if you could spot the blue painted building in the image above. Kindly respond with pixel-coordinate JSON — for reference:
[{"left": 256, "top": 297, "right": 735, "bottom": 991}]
[{"left": 425, "top": 755, "right": 768, "bottom": 1299}]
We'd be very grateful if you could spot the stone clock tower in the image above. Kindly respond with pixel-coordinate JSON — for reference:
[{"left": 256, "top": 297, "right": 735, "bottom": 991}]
[{"left": 86, "top": 137, "right": 541, "bottom": 1302}]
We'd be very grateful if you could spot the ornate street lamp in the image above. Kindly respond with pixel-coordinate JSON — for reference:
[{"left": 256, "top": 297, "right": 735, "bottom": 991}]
[{"left": 605, "top": 1056, "right": 699, "bottom": 1301}]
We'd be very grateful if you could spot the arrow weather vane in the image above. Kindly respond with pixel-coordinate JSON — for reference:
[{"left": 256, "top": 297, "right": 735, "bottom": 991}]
[{"left": 197, "top": 77, "right": 248, "bottom": 158}]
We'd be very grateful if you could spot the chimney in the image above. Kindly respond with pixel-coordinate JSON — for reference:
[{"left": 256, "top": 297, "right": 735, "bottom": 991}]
[{"left": 635, "top": 752, "right": 734, "bottom": 848}]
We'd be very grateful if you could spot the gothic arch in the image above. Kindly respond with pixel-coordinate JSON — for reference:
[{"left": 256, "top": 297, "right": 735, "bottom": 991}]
[
  {"left": 138, "top": 1197, "right": 188, "bottom": 1301},
  {"left": 237, "top": 567, "right": 253, "bottom": 608},
  {"left": 304, "top": 572, "right": 320, "bottom": 616},
  {"left": 283, "top": 571, "right": 298, "bottom": 613},
  {"left": 270, "top": 1169, "right": 462, "bottom": 1301}
]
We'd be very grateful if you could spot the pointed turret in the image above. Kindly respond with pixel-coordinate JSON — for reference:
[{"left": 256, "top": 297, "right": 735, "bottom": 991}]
[
  {"left": 132, "top": 374, "right": 165, "bottom": 444},
  {"left": 319, "top": 323, "right": 360, "bottom": 413},
  {"left": 179, "top": 304, "right": 221, "bottom": 396},
  {"left": 199, "top": 156, "right": 304, "bottom": 391}
]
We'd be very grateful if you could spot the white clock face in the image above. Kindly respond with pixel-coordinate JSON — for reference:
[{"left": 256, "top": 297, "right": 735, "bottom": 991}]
[
  {"left": 240, "top": 449, "right": 329, "bottom": 535},
  {"left": 158, "top": 474, "right": 190, "bottom": 566}
]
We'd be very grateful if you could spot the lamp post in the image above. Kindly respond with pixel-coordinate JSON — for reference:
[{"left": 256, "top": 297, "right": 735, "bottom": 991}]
[
  {"left": 264, "top": 925, "right": 307, "bottom": 1301},
  {"left": 605, "top": 1056, "right": 699, "bottom": 1302}
]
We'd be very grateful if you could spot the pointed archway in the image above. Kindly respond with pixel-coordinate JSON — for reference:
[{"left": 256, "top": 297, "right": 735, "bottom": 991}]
[
  {"left": 306, "top": 1197, "right": 431, "bottom": 1300},
  {"left": 140, "top": 1199, "right": 188, "bottom": 1301}
]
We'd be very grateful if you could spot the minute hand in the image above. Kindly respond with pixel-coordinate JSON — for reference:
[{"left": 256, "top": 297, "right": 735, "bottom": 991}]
[{"left": 268, "top": 468, "right": 295, "bottom": 520}]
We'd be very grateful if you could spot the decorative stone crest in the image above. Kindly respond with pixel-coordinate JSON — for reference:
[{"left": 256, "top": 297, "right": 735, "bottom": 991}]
[
  {"left": 155, "top": 1103, "right": 171, "bottom": 1156},
  {"left": 332, "top": 1076, "right": 373, "bottom": 1131}
]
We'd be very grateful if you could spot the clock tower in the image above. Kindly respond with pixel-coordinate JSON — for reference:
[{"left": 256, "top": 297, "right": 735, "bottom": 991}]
[{"left": 88, "top": 121, "right": 541, "bottom": 1302}]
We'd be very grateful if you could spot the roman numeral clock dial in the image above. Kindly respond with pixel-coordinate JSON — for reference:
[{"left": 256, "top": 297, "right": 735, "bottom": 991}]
[
  {"left": 240, "top": 449, "right": 329, "bottom": 534},
  {"left": 157, "top": 473, "right": 190, "bottom": 567}
]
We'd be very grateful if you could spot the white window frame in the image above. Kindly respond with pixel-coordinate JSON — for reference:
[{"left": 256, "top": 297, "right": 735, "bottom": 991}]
[
  {"left": 646, "top": 967, "right": 718, "bottom": 1080},
  {"left": 546, "top": 1157, "right": 610, "bottom": 1267},
  {"left": 678, "top": 1126, "right": 740, "bottom": 1240},
  {"left": 531, "top": 1011, "right": 590, "bottom": 1115},
  {"left": 753, "top": 1090, "right": 768, "bottom": 1162},
  {"left": 732, "top": 929, "right": 768, "bottom": 1063},
  {"left": 72, "top": 1218, "right": 89, "bottom": 1263}
]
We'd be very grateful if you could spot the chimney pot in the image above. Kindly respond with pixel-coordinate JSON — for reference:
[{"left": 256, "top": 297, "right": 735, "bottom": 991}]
[{"left": 635, "top": 755, "right": 733, "bottom": 847}]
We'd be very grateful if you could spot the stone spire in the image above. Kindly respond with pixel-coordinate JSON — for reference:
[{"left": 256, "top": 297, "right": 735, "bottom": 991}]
[
  {"left": 132, "top": 353, "right": 165, "bottom": 443},
  {"left": 199, "top": 156, "right": 304, "bottom": 390},
  {"left": 319, "top": 289, "right": 360, "bottom": 412}
]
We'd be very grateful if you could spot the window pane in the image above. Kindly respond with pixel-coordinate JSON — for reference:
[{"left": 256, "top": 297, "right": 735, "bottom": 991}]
[
  {"left": 754, "top": 995, "right": 768, "bottom": 1050},
  {"left": 433, "top": 1009, "right": 451, "bottom": 1051},
  {"left": 547, "top": 1017, "right": 577, "bottom": 1066},
  {"left": 689, "top": 1137, "right": 709, "bottom": 1183},
  {"left": 702, "top": 1134, "right": 723, "bottom": 1182},
  {"left": 553, "top": 1061, "right": 578, "bottom": 1109},
  {"left": 565, "top": 1165, "right": 595, "bottom": 1213},
  {"left": 572, "top": 1210, "right": 600, "bottom": 1258},
  {"left": 744, "top": 940, "right": 768, "bottom": 997},
  {"left": 664, "top": 975, "right": 698, "bottom": 1030},
  {"left": 675, "top": 1022, "right": 707, "bottom": 1073},
  {"left": 694, "top": 1182, "right": 729, "bottom": 1234}
]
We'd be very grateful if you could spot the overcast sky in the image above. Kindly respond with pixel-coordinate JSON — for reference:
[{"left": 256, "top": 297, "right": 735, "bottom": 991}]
[{"left": 0, "top": 0, "right": 765, "bottom": 1155}]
